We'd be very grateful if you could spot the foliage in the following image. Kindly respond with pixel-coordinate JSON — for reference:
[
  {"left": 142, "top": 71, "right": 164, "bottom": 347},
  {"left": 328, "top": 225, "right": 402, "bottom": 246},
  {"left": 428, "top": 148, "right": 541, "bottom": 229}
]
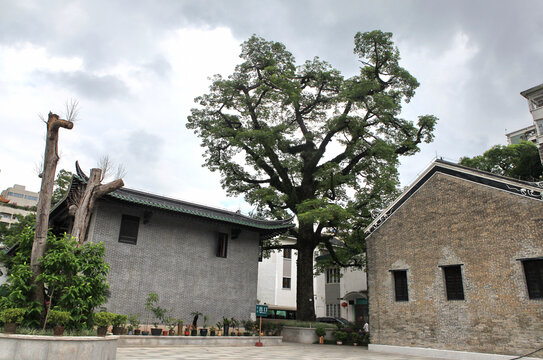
[
  {"left": 0, "top": 307, "right": 26, "bottom": 324},
  {"left": 203, "top": 314, "right": 209, "bottom": 328},
  {"left": 315, "top": 326, "right": 326, "bottom": 337},
  {"left": 127, "top": 314, "right": 141, "bottom": 330},
  {"left": 47, "top": 309, "right": 71, "bottom": 326},
  {"left": 187, "top": 30, "right": 437, "bottom": 319},
  {"left": 145, "top": 293, "right": 167, "bottom": 327},
  {"left": 215, "top": 321, "right": 223, "bottom": 330},
  {"left": 349, "top": 331, "right": 360, "bottom": 343},
  {"left": 94, "top": 312, "right": 116, "bottom": 327},
  {"left": 0, "top": 228, "right": 110, "bottom": 329},
  {"left": 0, "top": 214, "right": 36, "bottom": 258},
  {"left": 459, "top": 141, "right": 543, "bottom": 181},
  {"left": 333, "top": 330, "right": 348, "bottom": 342},
  {"left": 112, "top": 314, "right": 128, "bottom": 327},
  {"left": 51, "top": 169, "right": 74, "bottom": 205}
]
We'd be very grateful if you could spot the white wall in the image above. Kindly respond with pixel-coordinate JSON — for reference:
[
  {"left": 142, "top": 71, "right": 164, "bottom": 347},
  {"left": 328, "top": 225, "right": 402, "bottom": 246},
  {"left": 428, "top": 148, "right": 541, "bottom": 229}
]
[{"left": 257, "top": 247, "right": 297, "bottom": 308}]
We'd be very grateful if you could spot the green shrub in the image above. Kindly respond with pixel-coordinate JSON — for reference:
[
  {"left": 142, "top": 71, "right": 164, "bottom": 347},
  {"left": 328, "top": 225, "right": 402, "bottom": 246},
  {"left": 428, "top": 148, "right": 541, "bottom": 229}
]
[
  {"left": 349, "top": 332, "right": 360, "bottom": 344},
  {"left": 94, "top": 312, "right": 115, "bottom": 327},
  {"left": 127, "top": 314, "right": 141, "bottom": 330},
  {"left": 47, "top": 309, "right": 72, "bottom": 326},
  {"left": 1, "top": 308, "right": 26, "bottom": 324},
  {"left": 315, "top": 326, "right": 326, "bottom": 337},
  {"left": 112, "top": 314, "right": 127, "bottom": 327},
  {"left": 333, "top": 330, "right": 347, "bottom": 342}
]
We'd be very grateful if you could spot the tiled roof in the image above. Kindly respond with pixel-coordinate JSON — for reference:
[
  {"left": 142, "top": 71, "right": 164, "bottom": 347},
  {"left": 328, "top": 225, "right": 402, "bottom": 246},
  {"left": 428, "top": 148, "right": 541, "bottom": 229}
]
[{"left": 107, "top": 187, "right": 294, "bottom": 231}]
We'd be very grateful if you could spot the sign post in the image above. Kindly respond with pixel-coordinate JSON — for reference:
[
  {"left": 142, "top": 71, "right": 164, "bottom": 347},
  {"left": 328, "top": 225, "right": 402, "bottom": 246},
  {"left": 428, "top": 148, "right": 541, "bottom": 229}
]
[{"left": 255, "top": 304, "right": 268, "bottom": 347}]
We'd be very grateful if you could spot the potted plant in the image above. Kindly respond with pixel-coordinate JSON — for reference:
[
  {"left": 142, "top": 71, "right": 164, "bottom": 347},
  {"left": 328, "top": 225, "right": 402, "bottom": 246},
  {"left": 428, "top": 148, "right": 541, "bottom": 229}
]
[
  {"left": 176, "top": 319, "right": 183, "bottom": 336},
  {"left": 112, "top": 314, "right": 128, "bottom": 335},
  {"left": 199, "top": 315, "right": 209, "bottom": 336},
  {"left": 184, "top": 325, "right": 191, "bottom": 336},
  {"left": 145, "top": 293, "right": 167, "bottom": 336},
  {"left": 349, "top": 332, "right": 360, "bottom": 346},
  {"left": 190, "top": 311, "right": 202, "bottom": 336},
  {"left": 230, "top": 317, "right": 240, "bottom": 336},
  {"left": 315, "top": 326, "right": 326, "bottom": 344},
  {"left": 94, "top": 311, "right": 115, "bottom": 336},
  {"left": 128, "top": 314, "right": 141, "bottom": 335},
  {"left": 222, "top": 317, "right": 231, "bottom": 336},
  {"left": 48, "top": 309, "right": 71, "bottom": 336},
  {"left": 1, "top": 308, "right": 26, "bottom": 334},
  {"left": 215, "top": 321, "right": 223, "bottom": 336},
  {"left": 165, "top": 317, "right": 176, "bottom": 336},
  {"left": 334, "top": 330, "right": 347, "bottom": 345},
  {"left": 209, "top": 326, "right": 217, "bottom": 336}
]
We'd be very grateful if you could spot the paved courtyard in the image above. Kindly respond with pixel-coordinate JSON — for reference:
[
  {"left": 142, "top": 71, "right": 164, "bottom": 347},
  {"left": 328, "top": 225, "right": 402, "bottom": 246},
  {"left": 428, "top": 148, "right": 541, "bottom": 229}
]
[{"left": 116, "top": 344, "right": 438, "bottom": 360}]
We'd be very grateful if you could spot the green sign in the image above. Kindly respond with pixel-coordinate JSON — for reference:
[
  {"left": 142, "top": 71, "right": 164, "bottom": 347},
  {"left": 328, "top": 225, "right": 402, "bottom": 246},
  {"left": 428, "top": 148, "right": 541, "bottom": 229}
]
[{"left": 256, "top": 304, "right": 268, "bottom": 317}]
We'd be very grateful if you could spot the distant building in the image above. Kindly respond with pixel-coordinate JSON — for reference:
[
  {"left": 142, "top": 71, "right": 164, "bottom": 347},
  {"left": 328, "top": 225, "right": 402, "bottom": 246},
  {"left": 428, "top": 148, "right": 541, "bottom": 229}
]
[
  {"left": 0, "top": 184, "right": 37, "bottom": 226},
  {"left": 366, "top": 159, "right": 543, "bottom": 358},
  {"left": 314, "top": 251, "right": 368, "bottom": 324},
  {"left": 257, "top": 243, "right": 298, "bottom": 319},
  {"left": 0, "top": 184, "right": 39, "bottom": 208},
  {"left": 506, "top": 83, "right": 543, "bottom": 160}
]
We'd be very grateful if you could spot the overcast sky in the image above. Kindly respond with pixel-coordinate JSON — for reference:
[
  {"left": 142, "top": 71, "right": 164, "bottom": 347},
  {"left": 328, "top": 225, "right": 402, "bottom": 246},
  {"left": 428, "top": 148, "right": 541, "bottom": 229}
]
[{"left": 1, "top": 0, "right": 542, "bottom": 213}]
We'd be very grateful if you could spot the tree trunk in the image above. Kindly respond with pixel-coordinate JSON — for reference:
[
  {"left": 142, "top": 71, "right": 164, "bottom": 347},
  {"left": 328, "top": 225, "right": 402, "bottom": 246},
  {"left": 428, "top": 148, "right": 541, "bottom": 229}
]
[
  {"left": 31, "top": 113, "right": 73, "bottom": 312},
  {"left": 295, "top": 222, "right": 318, "bottom": 321},
  {"left": 71, "top": 168, "right": 124, "bottom": 245}
]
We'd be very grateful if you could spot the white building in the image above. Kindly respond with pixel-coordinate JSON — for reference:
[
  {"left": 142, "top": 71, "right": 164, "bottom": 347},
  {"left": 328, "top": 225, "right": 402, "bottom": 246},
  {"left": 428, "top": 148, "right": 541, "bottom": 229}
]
[
  {"left": 314, "top": 262, "right": 368, "bottom": 324},
  {"left": 257, "top": 240, "right": 368, "bottom": 324}
]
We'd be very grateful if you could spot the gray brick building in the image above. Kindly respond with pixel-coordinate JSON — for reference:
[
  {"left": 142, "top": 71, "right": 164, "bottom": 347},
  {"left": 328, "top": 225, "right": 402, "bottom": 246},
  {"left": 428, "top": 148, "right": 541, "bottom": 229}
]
[
  {"left": 51, "top": 173, "right": 293, "bottom": 327},
  {"left": 365, "top": 160, "right": 543, "bottom": 358}
]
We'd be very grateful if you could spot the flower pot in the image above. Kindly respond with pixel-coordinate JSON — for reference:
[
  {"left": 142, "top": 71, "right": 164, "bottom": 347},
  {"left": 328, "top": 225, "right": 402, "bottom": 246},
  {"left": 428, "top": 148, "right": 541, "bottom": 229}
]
[
  {"left": 184, "top": 330, "right": 190, "bottom": 336},
  {"left": 199, "top": 328, "right": 208, "bottom": 336},
  {"left": 169, "top": 329, "right": 175, "bottom": 336},
  {"left": 53, "top": 325, "right": 65, "bottom": 336},
  {"left": 151, "top": 328, "right": 162, "bottom": 336},
  {"left": 191, "top": 329, "right": 197, "bottom": 336},
  {"left": 112, "top": 326, "right": 123, "bottom": 335},
  {"left": 97, "top": 326, "right": 108, "bottom": 337},
  {"left": 162, "top": 330, "right": 168, "bottom": 336},
  {"left": 353, "top": 342, "right": 358, "bottom": 346},
  {"left": 336, "top": 341, "right": 343, "bottom": 345},
  {"left": 177, "top": 324, "right": 183, "bottom": 335},
  {"left": 141, "top": 331, "right": 149, "bottom": 335},
  {"left": 134, "top": 329, "right": 141, "bottom": 335},
  {"left": 210, "top": 330, "right": 216, "bottom": 336},
  {"left": 319, "top": 336, "right": 324, "bottom": 344},
  {"left": 223, "top": 325, "right": 229, "bottom": 336},
  {"left": 3, "top": 323, "right": 17, "bottom": 334}
]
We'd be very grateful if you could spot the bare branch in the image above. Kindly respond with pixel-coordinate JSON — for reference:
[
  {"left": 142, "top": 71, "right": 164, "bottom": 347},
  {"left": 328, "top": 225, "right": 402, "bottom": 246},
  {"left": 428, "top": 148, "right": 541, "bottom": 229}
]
[{"left": 64, "top": 98, "right": 80, "bottom": 123}]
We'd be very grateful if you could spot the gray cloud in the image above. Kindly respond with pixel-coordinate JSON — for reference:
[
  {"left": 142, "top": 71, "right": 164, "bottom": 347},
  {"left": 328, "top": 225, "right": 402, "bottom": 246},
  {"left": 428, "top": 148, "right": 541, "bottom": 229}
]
[{"left": 34, "top": 71, "right": 130, "bottom": 100}]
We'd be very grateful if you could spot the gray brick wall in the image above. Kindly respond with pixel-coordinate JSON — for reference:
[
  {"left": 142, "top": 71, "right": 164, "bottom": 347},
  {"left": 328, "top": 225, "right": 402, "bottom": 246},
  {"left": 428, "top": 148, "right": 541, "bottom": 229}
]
[
  {"left": 89, "top": 200, "right": 260, "bottom": 327},
  {"left": 367, "top": 173, "right": 543, "bottom": 357}
]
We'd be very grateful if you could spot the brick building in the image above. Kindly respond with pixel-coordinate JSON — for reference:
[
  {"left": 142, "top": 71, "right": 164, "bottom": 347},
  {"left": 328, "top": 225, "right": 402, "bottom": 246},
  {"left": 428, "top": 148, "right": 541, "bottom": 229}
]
[
  {"left": 365, "top": 160, "right": 543, "bottom": 358},
  {"left": 50, "top": 172, "right": 293, "bottom": 325}
]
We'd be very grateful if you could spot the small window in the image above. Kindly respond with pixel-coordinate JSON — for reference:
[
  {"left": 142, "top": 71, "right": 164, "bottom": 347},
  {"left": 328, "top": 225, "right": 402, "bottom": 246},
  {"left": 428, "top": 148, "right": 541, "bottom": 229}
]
[
  {"left": 326, "top": 268, "right": 340, "bottom": 284},
  {"left": 522, "top": 259, "right": 543, "bottom": 299},
  {"left": 283, "top": 248, "right": 292, "bottom": 259},
  {"left": 217, "top": 232, "right": 228, "bottom": 258},
  {"left": 118, "top": 215, "right": 140, "bottom": 245},
  {"left": 282, "top": 277, "right": 291, "bottom": 289},
  {"left": 392, "top": 270, "right": 409, "bottom": 302},
  {"left": 443, "top": 265, "right": 465, "bottom": 300}
]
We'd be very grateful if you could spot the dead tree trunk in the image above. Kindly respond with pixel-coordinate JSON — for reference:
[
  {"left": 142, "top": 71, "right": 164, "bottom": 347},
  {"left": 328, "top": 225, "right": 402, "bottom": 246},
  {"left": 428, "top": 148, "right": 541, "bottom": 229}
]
[
  {"left": 31, "top": 112, "right": 73, "bottom": 310},
  {"left": 70, "top": 167, "right": 124, "bottom": 245}
]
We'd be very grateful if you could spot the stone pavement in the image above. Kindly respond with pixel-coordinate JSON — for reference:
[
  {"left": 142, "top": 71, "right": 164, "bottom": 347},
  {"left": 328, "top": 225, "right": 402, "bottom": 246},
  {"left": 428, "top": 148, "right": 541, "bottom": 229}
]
[{"left": 116, "top": 344, "right": 439, "bottom": 360}]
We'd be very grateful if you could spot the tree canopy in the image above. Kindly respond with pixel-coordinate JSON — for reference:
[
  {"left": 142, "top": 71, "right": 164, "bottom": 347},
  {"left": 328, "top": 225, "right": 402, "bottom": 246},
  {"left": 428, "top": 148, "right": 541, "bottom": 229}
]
[
  {"left": 187, "top": 30, "right": 437, "bottom": 320},
  {"left": 459, "top": 141, "right": 543, "bottom": 181},
  {"left": 51, "top": 169, "right": 73, "bottom": 205}
]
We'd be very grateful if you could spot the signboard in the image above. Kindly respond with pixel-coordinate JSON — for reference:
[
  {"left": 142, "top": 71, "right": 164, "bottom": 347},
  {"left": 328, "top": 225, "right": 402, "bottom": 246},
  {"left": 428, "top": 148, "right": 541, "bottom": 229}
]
[{"left": 256, "top": 304, "right": 268, "bottom": 317}]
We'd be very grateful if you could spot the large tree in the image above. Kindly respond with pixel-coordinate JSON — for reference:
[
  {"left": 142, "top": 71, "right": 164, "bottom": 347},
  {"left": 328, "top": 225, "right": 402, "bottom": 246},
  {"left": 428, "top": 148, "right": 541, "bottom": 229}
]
[
  {"left": 460, "top": 141, "right": 543, "bottom": 181},
  {"left": 187, "top": 30, "right": 437, "bottom": 320}
]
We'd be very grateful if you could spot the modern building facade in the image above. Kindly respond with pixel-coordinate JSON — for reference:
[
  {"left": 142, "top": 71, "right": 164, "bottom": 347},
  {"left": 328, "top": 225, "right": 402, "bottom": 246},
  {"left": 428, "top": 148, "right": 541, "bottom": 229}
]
[
  {"left": 365, "top": 160, "right": 543, "bottom": 358},
  {"left": 50, "top": 173, "right": 293, "bottom": 325},
  {"left": 0, "top": 184, "right": 39, "bottom": 208}
]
